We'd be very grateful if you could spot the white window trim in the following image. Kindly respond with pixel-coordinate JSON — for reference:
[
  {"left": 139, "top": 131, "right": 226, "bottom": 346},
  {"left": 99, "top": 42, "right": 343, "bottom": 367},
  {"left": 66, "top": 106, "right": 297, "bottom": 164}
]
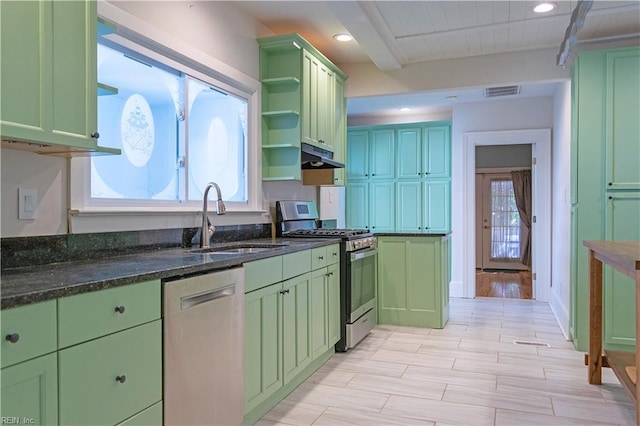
[{"left": 70, "top": 2, "right": 263, "bottom": 220}]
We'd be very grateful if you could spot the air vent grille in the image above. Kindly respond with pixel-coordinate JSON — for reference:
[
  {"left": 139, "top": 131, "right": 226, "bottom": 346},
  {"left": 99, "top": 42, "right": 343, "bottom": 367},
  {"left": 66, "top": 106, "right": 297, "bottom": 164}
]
[{"left": 484, "top": 85, "right": 520, "bottom": 98}]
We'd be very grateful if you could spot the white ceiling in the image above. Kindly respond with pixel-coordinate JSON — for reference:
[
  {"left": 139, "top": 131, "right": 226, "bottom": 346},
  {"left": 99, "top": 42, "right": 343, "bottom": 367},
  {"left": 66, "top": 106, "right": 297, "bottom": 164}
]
[{"left": 236, "top": 0, "right": 640, "bottom": 118}]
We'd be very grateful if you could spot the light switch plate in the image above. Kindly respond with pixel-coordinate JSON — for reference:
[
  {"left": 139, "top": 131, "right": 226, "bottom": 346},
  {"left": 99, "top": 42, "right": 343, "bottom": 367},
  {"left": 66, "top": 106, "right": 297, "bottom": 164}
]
[{"left": 18, "top": 188, "right": 38, "bottom": 220}]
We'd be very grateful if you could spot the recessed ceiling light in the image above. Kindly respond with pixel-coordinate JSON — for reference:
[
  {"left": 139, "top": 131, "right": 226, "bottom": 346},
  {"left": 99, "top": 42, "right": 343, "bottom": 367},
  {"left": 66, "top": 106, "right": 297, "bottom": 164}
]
[
  {"left": 533, "top": 2, "right": 556, "bottom": 13},
  {"left": 446, "top": 96, "right": 458, "bottom": 101},
  {"left": 333, "top": 34, "right": 353, "bottom": 42},
  {"left": 399, "top": 107, "right": 411, "bottom": 112}
]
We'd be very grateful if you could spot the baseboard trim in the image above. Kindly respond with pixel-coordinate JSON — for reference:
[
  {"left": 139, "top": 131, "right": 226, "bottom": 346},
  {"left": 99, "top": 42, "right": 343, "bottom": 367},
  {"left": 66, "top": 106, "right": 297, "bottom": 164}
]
[{"left": 450, "top": 280, "right": 464, "bottom": 298}]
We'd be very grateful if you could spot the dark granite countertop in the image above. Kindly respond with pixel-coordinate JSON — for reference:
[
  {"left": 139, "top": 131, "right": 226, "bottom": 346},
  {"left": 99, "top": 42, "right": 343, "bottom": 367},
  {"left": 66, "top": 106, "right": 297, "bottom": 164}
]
[{"left": 1, "top": 238, "right": 340, "bottom": 309}]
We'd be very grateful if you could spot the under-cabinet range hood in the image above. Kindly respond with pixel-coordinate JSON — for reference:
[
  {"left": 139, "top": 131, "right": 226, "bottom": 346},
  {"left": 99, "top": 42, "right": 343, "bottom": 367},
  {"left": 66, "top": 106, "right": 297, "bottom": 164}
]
[{"left": 301, "top": 142, "right": 344, "bottom": 169}]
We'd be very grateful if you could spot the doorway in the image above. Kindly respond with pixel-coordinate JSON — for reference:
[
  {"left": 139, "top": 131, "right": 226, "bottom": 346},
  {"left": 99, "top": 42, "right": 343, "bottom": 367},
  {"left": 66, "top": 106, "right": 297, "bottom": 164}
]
[
  {"left": 475, "top": 145, "right": 532, "bottom": 299},
  {"left": 461, "top": 129, "right": 552, "bottom": 302}
]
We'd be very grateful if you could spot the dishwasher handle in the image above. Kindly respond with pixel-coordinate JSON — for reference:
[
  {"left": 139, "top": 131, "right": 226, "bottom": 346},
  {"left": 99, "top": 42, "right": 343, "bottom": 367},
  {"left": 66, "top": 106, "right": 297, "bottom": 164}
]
[{"left": 181, "top": 283, "right": 236, "bottom": 310}]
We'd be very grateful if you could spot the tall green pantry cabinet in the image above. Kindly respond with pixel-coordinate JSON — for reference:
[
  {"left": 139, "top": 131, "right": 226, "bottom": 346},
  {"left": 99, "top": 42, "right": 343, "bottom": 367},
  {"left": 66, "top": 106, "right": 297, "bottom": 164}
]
[
  {"left": 571, "top": 46, "right": 640, "bottom": 353},
  {"left": 346, "top": 122, "right": 451, "bottom": 233}
]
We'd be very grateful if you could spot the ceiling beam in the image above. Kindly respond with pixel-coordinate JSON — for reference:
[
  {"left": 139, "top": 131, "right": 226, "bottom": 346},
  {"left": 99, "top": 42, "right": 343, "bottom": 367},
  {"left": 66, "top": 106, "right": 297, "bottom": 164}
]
[{"left": 325, "top": 1, "right": 403, "bottom": 71}]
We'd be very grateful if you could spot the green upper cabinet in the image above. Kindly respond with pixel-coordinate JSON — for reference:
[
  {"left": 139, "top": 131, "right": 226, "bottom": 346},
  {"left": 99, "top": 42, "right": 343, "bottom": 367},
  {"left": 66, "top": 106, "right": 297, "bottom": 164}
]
[
  {"left": 370, "top": 129, "right": 395, "bottom": 179},
  {"left": 605, "top": 50, "right": 640, "bottom": 191},
  {"left": 258, "top": 34, "right": 347, "bottom": 181},
  {"left": 1, "top": 0, "right": 116, "bottom": 155},
  {"left": 346, "top": 130, "right": 369, "bottom": 181},
  {"left": 397, "top": 126, "right": 450, "bottom": 179},
  {"left": 570, "top": 46, "right": 640, "bottom": 353},
  {"left": 396, "top": 128, "right": 422, "bottom": 179},
  {"left": 332, "top": 76, "right": 347, "bottom": 186},
  {"left": 346, "top": 121, "right": 451, "bottom": 232}
]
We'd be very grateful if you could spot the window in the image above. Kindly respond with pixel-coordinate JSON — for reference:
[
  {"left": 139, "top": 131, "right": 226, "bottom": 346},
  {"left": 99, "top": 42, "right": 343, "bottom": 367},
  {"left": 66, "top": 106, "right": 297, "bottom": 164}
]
[
  {"left": 489, "top": 178, "right": 522, "bottom": 261},
  {"left": 90, "top": 41, "right": 248, "bottom": 206}
]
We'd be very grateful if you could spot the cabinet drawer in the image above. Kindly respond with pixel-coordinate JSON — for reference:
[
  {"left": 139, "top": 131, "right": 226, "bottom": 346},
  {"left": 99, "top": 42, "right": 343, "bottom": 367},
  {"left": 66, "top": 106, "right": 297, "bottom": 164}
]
[
  {"left": 117, "top": 401, "right": 162, "bottom": 426},
  {"left": 58, "top": 280, "right": 160, "bottom": 348},
  {"left": 283, "top": 250, "right": 311, "bottom": 280},
  {"left": 1, "top": 300, "right": 57, "bottom": 368},
  {"left": 58, "top": 321, "right": 162, "bottom": 426},
  {"left": 311, "top": 247, "right": 329, "bottom": 270},
  {"left": 244, "top": 256, "right": 283, "bottom": 293},
  {"left": 326, "top": 244, "right": 340, "bottom": 266}
]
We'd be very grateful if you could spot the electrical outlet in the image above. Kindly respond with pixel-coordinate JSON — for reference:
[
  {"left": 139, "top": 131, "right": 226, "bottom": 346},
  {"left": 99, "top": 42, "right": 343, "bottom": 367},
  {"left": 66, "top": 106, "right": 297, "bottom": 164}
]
[{"left": 18, "top": 188, "right": 38, "bottom": 220}]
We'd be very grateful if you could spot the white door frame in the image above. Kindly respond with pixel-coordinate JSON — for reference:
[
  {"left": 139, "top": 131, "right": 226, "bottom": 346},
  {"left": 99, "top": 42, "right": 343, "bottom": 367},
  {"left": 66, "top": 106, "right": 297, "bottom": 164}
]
[{"left": 463, "top": 129, "right": 551, "bottom": 301}]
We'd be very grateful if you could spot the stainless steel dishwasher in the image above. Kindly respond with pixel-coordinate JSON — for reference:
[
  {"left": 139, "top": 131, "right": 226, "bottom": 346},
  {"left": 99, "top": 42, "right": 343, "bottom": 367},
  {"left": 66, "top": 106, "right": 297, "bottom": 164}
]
[{"left": 163, "top": 267, "right": 244, "bottom": 425}]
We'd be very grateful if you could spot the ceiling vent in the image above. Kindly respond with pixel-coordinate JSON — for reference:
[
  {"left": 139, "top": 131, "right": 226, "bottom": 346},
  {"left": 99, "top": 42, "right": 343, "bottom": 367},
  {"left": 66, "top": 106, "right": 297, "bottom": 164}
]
[{"left": 484, "top": 85, "right": 520, "bottom": 98}]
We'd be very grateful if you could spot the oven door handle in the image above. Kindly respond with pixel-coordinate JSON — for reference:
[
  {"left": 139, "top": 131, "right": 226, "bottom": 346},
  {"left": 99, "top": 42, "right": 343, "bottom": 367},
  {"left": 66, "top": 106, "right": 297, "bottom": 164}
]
[{"left": 350, "top": 248, "right": 377, "bottom": 261}]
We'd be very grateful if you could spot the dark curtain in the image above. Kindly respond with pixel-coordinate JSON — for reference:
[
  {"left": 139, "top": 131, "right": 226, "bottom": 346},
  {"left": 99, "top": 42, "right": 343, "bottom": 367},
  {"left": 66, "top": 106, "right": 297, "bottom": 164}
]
[{"left": 511, "top": 170, "right": 532, "bottom": 266}]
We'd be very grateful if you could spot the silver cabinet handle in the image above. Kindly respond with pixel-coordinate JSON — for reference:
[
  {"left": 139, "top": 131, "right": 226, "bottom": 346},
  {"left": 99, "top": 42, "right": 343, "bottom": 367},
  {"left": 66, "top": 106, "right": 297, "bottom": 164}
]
[{"left": 181, "top": 284, "right": 235, "bottom": 310}]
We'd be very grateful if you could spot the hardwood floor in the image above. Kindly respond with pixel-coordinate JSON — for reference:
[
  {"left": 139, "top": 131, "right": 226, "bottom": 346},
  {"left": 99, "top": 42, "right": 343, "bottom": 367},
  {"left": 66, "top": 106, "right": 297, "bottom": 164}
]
[
  {"left": 476, "top": 269, "right": 532, "bottom": 299},
  {"left": 258, "top": 298, "right": 636, "bottom": 425}
]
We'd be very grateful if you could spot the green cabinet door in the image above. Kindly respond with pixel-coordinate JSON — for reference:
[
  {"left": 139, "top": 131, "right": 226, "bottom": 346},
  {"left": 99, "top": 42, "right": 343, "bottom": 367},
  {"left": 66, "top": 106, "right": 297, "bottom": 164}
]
[
  {"left": 302, "top": 50, "right": 319, "bottom": 148},
  {"left": 370, "top": 129, "right": 395, "bottom": 179},
  {"left": 282, "top": 273, "right": 312, "bottom": 385},
  {"left": 396, "top": 127, "right": 422, "bottom": 179},
  {"left": 346, "top": 182, "right": 369, "bottom": 229},
  {"left": 396, "top": 181, "right": 422, "bottom": 232},
  {"left": 244, "top": 283, "right": 282, "bottom": 414},
  {"left": 423, "top": 126, "right": 450, "bottom": 178},
  {"left": 603, "top": 193, "right": 640, "bottom": 350},
  {"left": 1, "top": 353, "right": 58, "bottom": 426},
  {"left": 605, "top": 50, "right": 640, "bottom": 190},
  {"left": 332, "top": 76, "right": 346, "bottom": 186},
  {"left": 1, "top": 0, "right": 97, "bottom": 148},
  {"left": 370, "top": 181, "right": 395, "bottom": 232},
  {"left": 1, "top": 1, "right": 48, "bottom": 142},
  {"left": 347, "top": 130, "right": 369, "bottom": 180},
  {"left": 377, "top": 236, "right": 449, "bottom": 328},
  {"left": 327, "top": 263, "right": 341, "bottom": 346},
  {"left": 310, "top": 268, "right": 329, "bottom": 360},
  {"left": 423, "top": 179, "right": 451, "bottom": 233}
]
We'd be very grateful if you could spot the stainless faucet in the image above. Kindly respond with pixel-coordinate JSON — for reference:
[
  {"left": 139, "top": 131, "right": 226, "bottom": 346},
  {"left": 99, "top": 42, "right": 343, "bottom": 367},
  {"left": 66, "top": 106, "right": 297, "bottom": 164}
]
[{"left": 200, "top": 182, "right": 226, "bottom": 248}]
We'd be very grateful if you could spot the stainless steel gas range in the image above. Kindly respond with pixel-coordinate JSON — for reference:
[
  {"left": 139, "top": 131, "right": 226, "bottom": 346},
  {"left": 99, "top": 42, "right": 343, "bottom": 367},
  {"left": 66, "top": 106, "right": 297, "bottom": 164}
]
[{"left": 276, "top": 200, "right": 377, "bottom": 351}]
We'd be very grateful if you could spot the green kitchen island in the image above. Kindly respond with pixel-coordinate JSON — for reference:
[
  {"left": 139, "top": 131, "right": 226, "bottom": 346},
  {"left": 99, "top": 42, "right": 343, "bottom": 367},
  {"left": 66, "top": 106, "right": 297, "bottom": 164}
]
[{"left": 376, "top": 234, "right": 451, "bottom": 329}]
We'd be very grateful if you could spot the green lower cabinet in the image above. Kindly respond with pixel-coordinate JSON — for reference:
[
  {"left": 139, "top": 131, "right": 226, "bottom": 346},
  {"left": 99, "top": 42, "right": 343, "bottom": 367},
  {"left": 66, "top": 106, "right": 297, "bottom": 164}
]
[
  {"left": 346, "top": 182, "right": 369, "bottom": 229},
  {"left": 282, "top": 273, "right": 312, "bottom": 385},
  {"left": 58, "top": 321, "right": 162, "bottom": 426},
  {"left": 327, "top": 263, "right": 341, "bottom": 346},
  {"left": 377, "top": 236, "right": 450, "bottom": 328},
  {"left": 603, "top": 193, "right": 640, "bottom": 348},
  {"left": 1, "top": 353, "right": 58, "bottom": 426},
  {"left": 244, "top": 283, "right": 283, "bottom": 414},
  {"left": 310, "top": 269, "right": 329, "bottom": 359}
]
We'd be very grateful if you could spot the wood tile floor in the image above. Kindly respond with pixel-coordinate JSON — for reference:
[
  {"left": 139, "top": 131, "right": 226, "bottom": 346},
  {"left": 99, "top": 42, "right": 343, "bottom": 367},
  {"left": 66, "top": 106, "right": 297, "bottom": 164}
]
[
  {"left": 258, "top": 298, "right": 636, "bottom": 425},
  {"left": 476, "top": 270, "right": 533, "bottom": 299}
]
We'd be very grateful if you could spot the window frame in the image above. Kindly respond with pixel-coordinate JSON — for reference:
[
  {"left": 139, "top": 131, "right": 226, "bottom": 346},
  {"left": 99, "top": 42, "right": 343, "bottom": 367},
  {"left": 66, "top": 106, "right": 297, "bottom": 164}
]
[{"left": 71, "top": 16, "right": 262, "bottom": 215}]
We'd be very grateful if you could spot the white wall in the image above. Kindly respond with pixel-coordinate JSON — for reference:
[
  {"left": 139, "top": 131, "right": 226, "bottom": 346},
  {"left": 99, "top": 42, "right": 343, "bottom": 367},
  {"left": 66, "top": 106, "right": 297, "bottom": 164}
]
[
  {"left": 0, "top": 1, "right": 316, "bottom": 237},
  {"left": 549, "top": 81, "right": 573, "bottom": 338},
  {"left": 450, "top": 96, "right": 556, "bottom": 298}
]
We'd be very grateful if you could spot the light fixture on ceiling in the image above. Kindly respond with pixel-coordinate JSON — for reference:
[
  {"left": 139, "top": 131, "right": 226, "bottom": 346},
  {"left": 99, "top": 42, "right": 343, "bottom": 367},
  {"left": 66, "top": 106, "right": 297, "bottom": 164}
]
[
  {"left": 533, "top": 2, "right": 557, "bottom": 13},
  {"left": 333, "top": 34, "right": 353, "bottom": 42},
  {"left": 446, "top": 96, "right": 458, "bottom": 102},
  {"left": 399, "top": 107, "right": 411, "bottom": 112}
]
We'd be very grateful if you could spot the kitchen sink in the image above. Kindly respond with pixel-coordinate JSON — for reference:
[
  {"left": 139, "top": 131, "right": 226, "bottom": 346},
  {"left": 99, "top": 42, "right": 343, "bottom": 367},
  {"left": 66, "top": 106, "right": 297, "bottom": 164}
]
[{"left": 190, "top": 242, "right": 289, "bottom": 254}]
